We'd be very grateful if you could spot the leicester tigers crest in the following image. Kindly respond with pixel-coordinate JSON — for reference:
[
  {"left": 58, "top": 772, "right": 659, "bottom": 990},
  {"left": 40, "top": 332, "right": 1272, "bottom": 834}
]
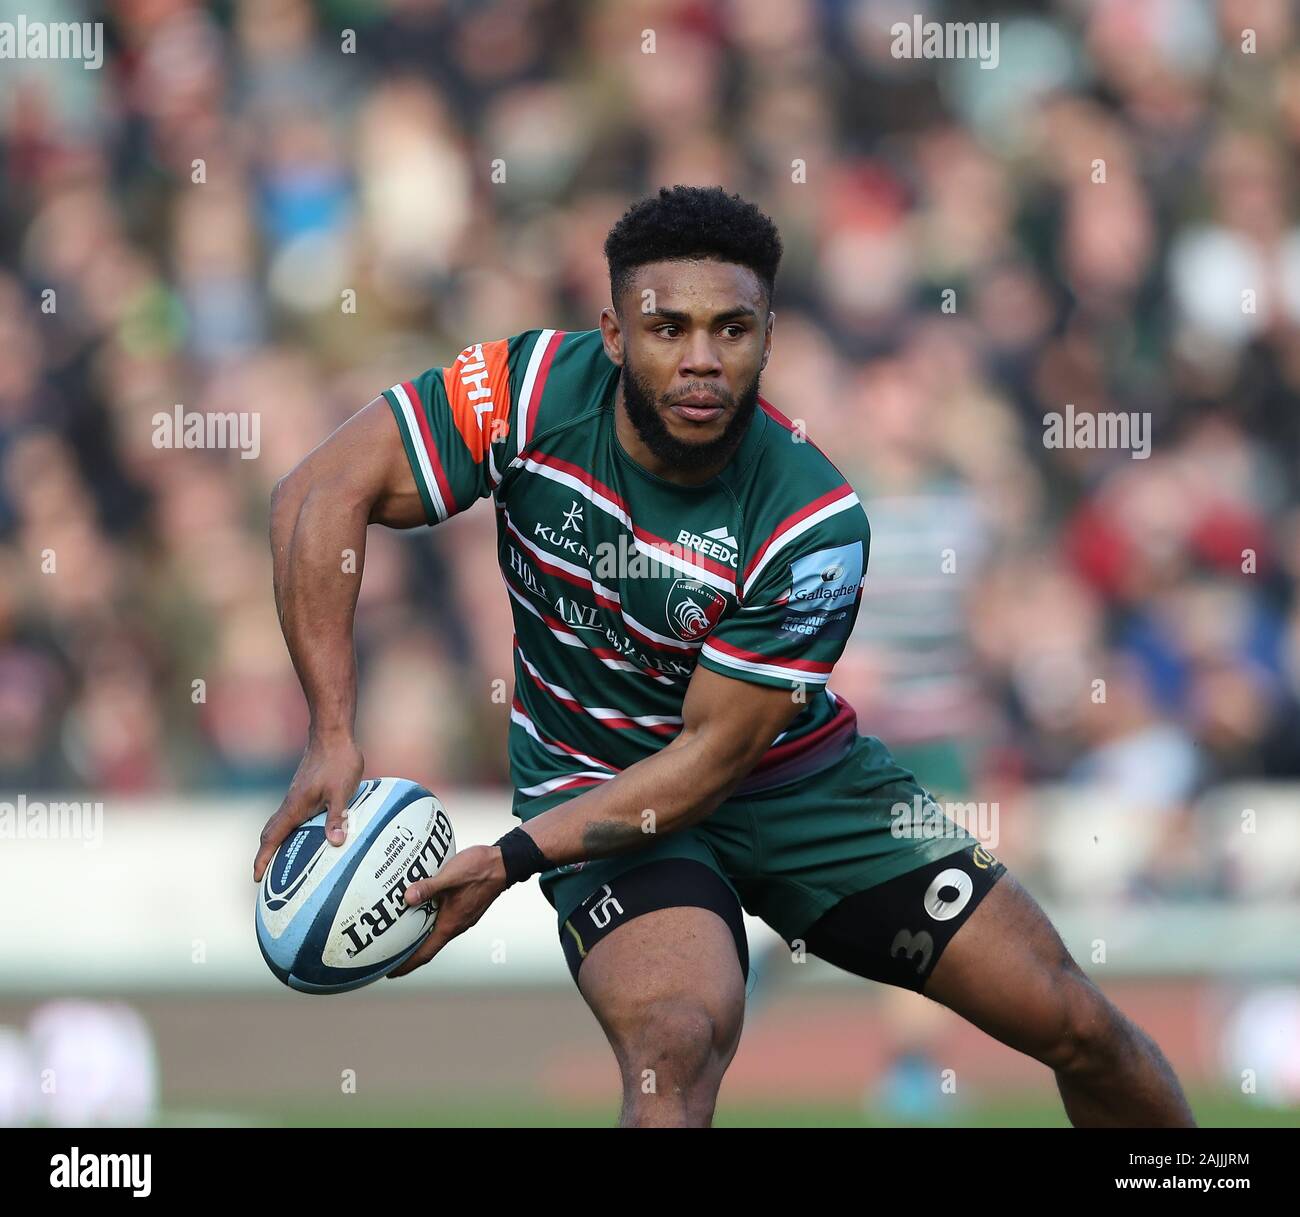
[{"left": 665, "top": 578, "right": 727, "bottom": 642}]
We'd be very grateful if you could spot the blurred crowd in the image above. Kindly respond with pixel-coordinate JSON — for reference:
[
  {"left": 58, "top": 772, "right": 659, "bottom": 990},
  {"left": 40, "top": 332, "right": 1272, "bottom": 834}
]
[{"left": 2, "top": 0, "right": 1299, "bottom": 893}]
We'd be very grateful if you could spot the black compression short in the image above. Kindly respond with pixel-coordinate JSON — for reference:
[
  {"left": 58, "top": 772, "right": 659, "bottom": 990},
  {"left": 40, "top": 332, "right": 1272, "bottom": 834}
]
[
  {"left": 557, "top": 857, "right": 750, "bottom": 985},
  {"left": 801, "top": 841, "right": 1007, "bottom": 992}
]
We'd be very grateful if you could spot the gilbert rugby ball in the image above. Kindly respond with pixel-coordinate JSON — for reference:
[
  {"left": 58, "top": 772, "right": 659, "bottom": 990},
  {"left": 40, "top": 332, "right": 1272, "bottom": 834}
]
[{"left": 256, "top": 778, "right": 455, "bottom": 993}]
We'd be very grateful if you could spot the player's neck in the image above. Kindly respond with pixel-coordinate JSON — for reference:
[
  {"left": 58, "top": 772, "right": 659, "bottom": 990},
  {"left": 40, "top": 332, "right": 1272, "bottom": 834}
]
[{"left": 612, "top": 384, "right": 738, "bottom": 488}]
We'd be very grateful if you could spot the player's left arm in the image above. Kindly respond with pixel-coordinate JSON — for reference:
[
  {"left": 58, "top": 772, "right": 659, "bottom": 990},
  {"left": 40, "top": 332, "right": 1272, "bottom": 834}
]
[
  {"left": 389, "top": 667, "right": 804, "bottom": 976},
  {"left": 516, "top": 665, "right": 806, "bottom": 860}
]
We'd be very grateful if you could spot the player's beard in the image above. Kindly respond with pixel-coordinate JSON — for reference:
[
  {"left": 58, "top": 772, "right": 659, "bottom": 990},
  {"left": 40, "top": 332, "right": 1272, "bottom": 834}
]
[{"left": 620, "top": 356, "right": 762, "bottom": 474}]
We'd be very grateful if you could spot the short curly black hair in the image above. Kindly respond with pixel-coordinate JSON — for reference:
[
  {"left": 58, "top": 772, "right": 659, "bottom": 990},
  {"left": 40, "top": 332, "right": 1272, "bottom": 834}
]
[{"left": 604, "top": 185, "right": 783, "bottom": 315}]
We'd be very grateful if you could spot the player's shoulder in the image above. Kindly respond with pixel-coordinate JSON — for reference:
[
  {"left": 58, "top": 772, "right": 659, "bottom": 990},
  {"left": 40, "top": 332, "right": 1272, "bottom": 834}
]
[
  {"left": 495, "top": 326, "right": 617, "bottom": 448},
  {"left": 735, "top": 397, "right": 869, "bottom": 598},
  {"left": 403, "top": 326, "right": 613, "bottom": 455},
  {"left": 743, "top": 396, "right": 869, "bottom": 538}
]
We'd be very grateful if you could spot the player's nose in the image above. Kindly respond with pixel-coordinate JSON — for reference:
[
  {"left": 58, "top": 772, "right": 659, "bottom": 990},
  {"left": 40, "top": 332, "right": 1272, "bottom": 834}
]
[{"left": 678, "top": 335, "right": 724, "bottom": 377}]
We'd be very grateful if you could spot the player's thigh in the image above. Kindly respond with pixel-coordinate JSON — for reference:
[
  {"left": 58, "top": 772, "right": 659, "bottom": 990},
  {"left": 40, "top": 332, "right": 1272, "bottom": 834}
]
[
  {"left": 580, "top": 903, "right": 746, "bottom": 1081},
  {"left": 556, "top": 855, "right": 749, "bottom": 1082},
  {"left": 921, "top": 868, "right": 1102, "bottom": 1064}
]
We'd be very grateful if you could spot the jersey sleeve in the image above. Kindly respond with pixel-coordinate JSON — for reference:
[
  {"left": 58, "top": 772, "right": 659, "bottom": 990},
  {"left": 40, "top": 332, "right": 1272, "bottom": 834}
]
[
  {"left": 382, "top": 332, "right": 543, "bottom": 525},
  {"left": 698, "top": 488, "right": 869, "bottom": 690}
]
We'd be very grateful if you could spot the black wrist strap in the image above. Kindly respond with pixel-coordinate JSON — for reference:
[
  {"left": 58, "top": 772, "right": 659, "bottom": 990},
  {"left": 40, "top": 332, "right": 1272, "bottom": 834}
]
[{"left": 494, "top": 826, "right": 555, "bottom": 887}]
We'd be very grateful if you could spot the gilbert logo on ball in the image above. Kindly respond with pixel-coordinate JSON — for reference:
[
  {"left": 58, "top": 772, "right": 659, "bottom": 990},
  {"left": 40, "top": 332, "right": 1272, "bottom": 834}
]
[{"left": 256, "top": 778, "right": 455, "bottom": 993}]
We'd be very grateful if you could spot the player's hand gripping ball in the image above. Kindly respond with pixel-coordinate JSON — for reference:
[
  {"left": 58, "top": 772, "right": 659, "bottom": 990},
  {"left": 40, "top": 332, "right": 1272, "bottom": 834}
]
[{"left": 255, "top": 778, "right": 455, "bottom": 993}]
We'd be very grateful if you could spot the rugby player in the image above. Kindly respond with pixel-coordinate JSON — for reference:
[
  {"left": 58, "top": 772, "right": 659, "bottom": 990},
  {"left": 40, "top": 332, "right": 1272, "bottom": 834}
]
[{"left": 257, "top": 186, "right": 1195, "bottom": 1128}]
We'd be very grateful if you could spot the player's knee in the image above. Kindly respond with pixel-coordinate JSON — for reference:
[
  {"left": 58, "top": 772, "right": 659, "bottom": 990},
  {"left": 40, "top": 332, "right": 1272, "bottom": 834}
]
[
  {"left": 1040, "top": 969, "right": 1129, "bottom": 1078},
  {"left": 614, "top": 995, "right": 740, "bottom": 1097}
]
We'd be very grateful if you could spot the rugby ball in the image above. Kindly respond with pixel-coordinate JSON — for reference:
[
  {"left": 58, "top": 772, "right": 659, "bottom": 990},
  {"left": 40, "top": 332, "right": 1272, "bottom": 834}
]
[{"left": 255, "top": 778, "right": 455, "bottom": 993}]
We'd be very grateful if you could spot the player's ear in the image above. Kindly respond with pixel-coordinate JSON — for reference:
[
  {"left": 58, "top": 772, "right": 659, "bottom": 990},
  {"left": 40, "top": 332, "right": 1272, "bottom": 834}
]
[{"left": 599, "top": 306, "right": 625, "bottom": 366}]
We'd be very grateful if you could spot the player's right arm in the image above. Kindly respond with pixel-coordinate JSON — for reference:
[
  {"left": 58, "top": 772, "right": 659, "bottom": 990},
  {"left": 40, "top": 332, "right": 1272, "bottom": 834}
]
[
  {"left": 254, "top": 398, "right": 427, "bottom": 882},
  {"left": 255, "top": 335, "right": 532, "bottom": 881}
]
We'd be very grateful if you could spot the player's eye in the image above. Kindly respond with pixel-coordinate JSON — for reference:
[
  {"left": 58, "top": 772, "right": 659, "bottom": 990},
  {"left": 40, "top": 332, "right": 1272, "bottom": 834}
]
[
  {"left": 655, "top": 323, "right": 682, "bottom": 337},
  {"left": 720, "top": 324, "right": 745, "bottom": 338}
]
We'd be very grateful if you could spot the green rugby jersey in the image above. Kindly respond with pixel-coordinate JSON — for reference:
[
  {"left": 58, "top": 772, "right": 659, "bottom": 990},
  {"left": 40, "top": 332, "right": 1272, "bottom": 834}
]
[{"left": 382, "top": 328, "right": 870, "bottom": 806}]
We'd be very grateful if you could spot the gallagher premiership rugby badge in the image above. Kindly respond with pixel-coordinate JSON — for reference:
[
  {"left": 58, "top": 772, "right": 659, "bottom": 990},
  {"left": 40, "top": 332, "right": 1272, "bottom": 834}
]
[{"left": 777, "top": 542, "right": 863, "bottom": 640}]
